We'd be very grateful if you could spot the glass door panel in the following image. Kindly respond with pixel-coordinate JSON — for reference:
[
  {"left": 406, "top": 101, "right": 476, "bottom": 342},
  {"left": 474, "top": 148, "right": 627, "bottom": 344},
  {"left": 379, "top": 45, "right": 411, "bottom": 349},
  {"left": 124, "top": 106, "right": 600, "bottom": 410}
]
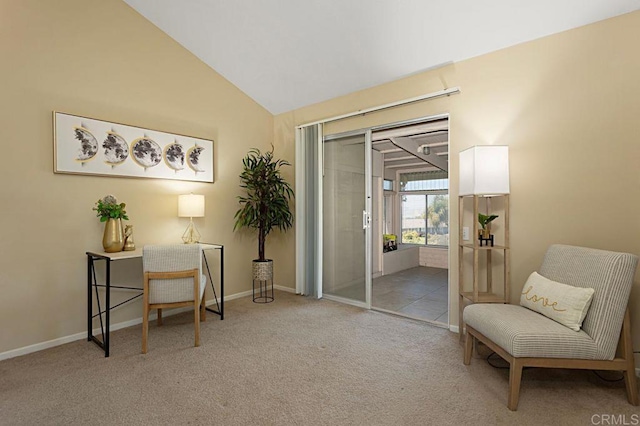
[{"left": 322, "top": 132, "right": 371, "bottom": 306}]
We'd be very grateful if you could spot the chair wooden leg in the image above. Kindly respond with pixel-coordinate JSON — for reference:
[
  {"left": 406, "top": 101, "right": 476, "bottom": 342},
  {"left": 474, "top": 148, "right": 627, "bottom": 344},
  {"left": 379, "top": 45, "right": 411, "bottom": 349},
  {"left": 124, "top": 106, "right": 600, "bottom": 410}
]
[
  {"left": 194, "top": 299, "right": 201, "bottom": 347},
  {"left": 142, "top": 303, "right": 149, "bottom": 354},
  {"left": 458, "top": 294, "right": 464, "bottom": 342},
  {"left": 623, "top": 369, "right": 639, "bottom": 406},
  {"left": 200, "top": 295, "right": 206, "bottom": 322},
  {"left": 508, "top": 358, "right": 524, "bottom": 411},
  {"left": 142, "top": 273, "right": 149, "bottom": 354},
  {"left": 464, "top": 329, "right": 474, "bottom": 365},
  {"left": 621, "top": 309, "right": 639, "bottom": 405},
  {"left": 157, "top": 308, "right": 163, "bottom": 326}
]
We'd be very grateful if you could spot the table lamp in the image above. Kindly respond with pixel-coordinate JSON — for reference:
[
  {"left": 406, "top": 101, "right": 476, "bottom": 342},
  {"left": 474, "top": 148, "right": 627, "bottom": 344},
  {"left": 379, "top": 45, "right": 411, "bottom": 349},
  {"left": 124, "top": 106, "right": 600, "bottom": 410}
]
[{"left": 178, "top": 193, "right": 205, "bottom": 244}]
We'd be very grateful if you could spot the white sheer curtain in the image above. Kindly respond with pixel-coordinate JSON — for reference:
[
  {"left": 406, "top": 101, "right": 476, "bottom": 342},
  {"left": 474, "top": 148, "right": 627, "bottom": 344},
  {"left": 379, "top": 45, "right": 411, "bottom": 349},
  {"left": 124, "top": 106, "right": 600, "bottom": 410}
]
[{"left": 295, "top": 124, "right": 323, "bottom": 297}]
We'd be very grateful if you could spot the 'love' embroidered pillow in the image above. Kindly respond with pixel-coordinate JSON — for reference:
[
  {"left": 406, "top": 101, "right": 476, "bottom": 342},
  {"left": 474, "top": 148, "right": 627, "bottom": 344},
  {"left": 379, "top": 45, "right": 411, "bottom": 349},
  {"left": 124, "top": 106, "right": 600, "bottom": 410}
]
[{"left": 520, "top": 272, "right": 595, "bottom": 331}]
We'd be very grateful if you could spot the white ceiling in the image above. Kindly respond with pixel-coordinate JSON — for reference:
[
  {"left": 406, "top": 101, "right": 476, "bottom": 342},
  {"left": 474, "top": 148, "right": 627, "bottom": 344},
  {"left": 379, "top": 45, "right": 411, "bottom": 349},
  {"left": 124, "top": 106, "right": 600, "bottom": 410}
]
[{"left": 123, "top": 0, "right": 640, "bottom": 115}]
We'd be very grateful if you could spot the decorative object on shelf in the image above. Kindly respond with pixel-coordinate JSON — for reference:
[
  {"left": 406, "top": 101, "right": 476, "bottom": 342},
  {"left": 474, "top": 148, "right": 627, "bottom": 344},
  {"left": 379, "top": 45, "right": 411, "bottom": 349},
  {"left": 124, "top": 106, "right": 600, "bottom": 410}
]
[
  {"left": 234, "top": 146, "right": 294, "bottom": 303},
  {"left": 383, "top": 234, "right": 398, "bottom": 252},
  {"left": 178, "top": 193, "right": 205, "bottom": 244},
  {"left": 102, "top": 218, "right": 125, "bottom": 253},
  {"left": 478, "top": 213, "right": 498, "bottom": 246},
  {"left": 53, "top": 111, "right": 214, "bottom": 183},
  {"left": 93, "top": 195, "right": 129, "bottom": 253},
  {"left": 123, "top": 224, "right": 135, "bottom": 251}
]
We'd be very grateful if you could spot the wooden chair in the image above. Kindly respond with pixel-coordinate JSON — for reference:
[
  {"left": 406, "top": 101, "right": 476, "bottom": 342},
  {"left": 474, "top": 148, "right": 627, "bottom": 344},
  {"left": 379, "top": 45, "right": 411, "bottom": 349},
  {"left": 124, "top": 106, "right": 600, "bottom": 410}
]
[
  {"left": 463, "top": 244, "right": 639, "bottom": 410},
  {"left": 142, "top": 244, "right": 206, "bottom": 354}
]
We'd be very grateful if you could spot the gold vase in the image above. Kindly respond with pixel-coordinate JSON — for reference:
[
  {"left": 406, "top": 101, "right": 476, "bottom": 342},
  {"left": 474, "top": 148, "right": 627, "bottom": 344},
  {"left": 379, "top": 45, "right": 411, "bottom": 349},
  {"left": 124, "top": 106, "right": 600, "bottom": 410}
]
[
  {"left": 102, "top": 218, "right": 124, "bottom": 253},
  {"left": 480, "top": 223, "right": 492, "bottom": 239}
]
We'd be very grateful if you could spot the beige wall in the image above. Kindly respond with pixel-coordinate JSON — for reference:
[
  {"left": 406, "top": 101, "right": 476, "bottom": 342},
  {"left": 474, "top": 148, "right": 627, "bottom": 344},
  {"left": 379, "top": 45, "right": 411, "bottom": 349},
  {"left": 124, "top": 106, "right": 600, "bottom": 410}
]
[
  {"left": 0, "top": 0, "right": 283, "bottom": 355},
  {"left": 274, "top": 10, "right": 640, "bottom": 364}
]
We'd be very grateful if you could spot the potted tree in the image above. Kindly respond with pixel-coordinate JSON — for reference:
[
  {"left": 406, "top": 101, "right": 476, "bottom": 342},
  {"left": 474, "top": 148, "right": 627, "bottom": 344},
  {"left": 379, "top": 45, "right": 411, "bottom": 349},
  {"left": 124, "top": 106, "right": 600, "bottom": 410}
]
[{"left": 233, "top": 146, "right": 294, "bottom": 302}]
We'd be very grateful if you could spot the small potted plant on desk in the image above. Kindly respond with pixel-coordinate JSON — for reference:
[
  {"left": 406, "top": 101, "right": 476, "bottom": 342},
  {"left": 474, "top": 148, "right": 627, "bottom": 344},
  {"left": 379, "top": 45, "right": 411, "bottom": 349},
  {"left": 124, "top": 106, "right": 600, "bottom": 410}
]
[
  {"left": 478, "top": 213, "right": 498, "bottom": 247},
  {"left": 233, "top": 146, "right": 294, "bottom": 303},
  {"left": 94, "top": 194, "right": 129, "bottom": 253}
]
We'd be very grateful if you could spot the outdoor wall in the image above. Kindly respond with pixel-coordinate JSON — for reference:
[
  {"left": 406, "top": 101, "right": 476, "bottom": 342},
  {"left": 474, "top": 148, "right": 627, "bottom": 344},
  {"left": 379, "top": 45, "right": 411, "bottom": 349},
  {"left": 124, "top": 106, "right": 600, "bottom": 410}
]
[
  {"left": 274, "top": 10, "right": 640, "bottom": 365},
  {"left": 420, "top": 247, "right": 448, "bottom": 269},
  {"left": 0, "top": 0, "right": 279, "bottom": 356}
]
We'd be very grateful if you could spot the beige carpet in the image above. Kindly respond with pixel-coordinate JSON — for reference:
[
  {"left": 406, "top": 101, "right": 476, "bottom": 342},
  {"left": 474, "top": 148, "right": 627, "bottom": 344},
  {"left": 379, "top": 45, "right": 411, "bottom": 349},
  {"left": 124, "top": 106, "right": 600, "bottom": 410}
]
[{"left": 1, "top": 291, "right": 637, "bottom": 425}]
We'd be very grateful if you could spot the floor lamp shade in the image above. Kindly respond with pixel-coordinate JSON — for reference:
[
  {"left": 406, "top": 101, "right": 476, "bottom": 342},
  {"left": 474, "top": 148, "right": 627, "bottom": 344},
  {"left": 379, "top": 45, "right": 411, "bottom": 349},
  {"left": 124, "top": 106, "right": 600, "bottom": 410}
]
[
  {"left": 459, "top": 146, "right": 510, "bottom": 196},
  {"left": 178, "top": 194, "right": 205, "bottom": 218}
]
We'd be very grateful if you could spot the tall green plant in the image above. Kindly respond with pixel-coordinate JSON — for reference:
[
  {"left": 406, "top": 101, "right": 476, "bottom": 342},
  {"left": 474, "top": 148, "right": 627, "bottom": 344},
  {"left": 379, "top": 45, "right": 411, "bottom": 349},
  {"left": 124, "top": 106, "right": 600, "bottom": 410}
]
[{"left": 233, "top": 147, "right": 294, "bottom": 261}]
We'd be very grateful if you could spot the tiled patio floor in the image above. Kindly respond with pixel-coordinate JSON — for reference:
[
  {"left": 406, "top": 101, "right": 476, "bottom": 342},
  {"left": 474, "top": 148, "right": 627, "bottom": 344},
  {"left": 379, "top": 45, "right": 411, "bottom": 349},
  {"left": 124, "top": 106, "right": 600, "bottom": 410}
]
[{"left": 372, "top": 266, "right": 449, "bottom": 324}]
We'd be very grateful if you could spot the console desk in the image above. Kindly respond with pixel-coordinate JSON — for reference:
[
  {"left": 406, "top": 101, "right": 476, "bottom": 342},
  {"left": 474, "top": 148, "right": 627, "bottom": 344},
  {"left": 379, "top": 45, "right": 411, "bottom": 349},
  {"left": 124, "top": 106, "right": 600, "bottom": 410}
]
[{"left": 86, "top": 243, "right": 224, "bottom": 357}]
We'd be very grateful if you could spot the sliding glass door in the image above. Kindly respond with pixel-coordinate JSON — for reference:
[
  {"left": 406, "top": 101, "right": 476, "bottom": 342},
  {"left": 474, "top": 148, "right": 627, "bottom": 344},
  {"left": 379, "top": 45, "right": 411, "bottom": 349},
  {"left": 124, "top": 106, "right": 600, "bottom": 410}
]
[{"left": 322, "top": 131, "right": 372, "bottom": 307}]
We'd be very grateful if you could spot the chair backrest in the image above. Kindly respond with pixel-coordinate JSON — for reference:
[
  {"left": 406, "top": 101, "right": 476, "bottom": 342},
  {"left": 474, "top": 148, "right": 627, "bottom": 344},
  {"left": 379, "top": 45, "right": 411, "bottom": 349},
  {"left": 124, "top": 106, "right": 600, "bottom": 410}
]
[
  {"left": 143, "top": 244, "right": 202, "bottom": 304},
  {"left": 539, "top": 244, "right": 638, "bottom": 359}
]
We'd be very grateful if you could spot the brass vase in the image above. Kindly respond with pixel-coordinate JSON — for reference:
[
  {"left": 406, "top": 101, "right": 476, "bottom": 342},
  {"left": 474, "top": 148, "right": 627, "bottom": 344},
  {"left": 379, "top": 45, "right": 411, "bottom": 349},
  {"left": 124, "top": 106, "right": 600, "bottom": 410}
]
[
  {"left": 102, "top": 218, "right": 124, "bottom": 253},
  {"left": 482, "top": 228, "right": 490, "bottom": 239}
]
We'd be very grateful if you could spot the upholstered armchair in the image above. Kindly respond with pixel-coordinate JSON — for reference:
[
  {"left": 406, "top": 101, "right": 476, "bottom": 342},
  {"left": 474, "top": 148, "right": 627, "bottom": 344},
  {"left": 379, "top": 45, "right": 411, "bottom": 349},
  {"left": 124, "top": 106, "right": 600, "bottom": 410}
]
[
  {"left": 142, "top": 244, "right": 207, "bottom": 354},
  {"left": 463, "top": 244, "right": 639, "bottom": 410}
]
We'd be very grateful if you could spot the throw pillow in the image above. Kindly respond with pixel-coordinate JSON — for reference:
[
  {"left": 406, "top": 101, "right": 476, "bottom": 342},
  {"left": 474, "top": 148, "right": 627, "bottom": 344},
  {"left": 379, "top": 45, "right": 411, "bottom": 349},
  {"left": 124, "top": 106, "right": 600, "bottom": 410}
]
[{"left": 520, "top": 271, "right": 595, "bottom": 331}]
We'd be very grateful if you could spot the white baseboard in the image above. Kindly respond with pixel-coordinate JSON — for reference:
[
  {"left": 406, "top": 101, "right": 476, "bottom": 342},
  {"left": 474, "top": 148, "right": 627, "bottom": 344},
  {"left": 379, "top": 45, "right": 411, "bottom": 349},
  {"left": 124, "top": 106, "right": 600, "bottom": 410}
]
[
  {"left": 0, "top": 330, "right": 89, "bottom": 362},
  {"left": 0, "top": 286, "right": 293, "bottom": 362}
]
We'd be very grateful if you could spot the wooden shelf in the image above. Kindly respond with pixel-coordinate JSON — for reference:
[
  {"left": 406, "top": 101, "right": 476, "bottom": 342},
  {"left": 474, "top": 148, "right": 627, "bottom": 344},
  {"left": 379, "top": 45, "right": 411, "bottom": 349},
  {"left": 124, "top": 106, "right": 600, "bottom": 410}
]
[
  {"left": 458, "top": 194, "right": 510, "bottom": 338},
  {"left": 459, "top": 243, "right": 508, "bottom": 250}
]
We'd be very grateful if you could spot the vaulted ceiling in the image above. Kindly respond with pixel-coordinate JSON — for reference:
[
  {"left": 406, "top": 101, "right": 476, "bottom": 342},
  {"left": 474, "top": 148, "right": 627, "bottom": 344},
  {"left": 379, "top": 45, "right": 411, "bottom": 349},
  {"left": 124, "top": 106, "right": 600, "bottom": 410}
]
[{"left": 123, "top": 1, "right": 640, "bottom": 114}]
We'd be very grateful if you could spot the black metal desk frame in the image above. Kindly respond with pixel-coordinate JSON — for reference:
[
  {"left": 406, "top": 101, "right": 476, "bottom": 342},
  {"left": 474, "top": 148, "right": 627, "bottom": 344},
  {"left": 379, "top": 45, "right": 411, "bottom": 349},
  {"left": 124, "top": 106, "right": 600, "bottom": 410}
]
[{"left": 87, "top": 244, "right": 224, "bottom": 357}]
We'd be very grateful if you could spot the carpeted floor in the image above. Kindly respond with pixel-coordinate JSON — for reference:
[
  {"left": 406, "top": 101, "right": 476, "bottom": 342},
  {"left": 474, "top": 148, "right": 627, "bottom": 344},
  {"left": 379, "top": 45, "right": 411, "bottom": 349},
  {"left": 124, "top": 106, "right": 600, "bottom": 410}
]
[{"left": 1, "top": 291, "right": 637, "bottom": 425}]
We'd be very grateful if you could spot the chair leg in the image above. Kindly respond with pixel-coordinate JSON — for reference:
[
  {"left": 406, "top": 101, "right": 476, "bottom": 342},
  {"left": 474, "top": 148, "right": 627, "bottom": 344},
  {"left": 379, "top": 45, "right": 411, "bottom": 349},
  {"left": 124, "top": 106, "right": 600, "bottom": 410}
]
[
  {"left": 157, "top": 308, "right": 163, "bottom": 326},
  {"left": 458, "top": 294, "right": 464, "bottom": 342},
  {"left": 194, "top": 299, "right": 201, "bottom": 347},
  {"left": 142, "top": 303, "right": 149, "bottom": 354},
  {"left": 464, "top": 329, "right": 474, "bottom": 365},
  {"left": 508, "top": 358, "right": 524, "bottom": 411},
  {"left": 142, "top": 273, "right": 149, "bottom": 354},
  {"left": 621, "top": 309, "right": 639, "bottom": 405},
  {"left": 623, "top": 369, "right": 639, "bottom": 406}
]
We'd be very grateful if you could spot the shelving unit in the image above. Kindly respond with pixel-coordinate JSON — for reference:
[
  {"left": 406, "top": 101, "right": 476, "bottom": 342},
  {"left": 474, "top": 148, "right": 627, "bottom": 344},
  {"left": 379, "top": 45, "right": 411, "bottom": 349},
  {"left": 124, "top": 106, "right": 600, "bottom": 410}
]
[{"left": 458, "top": 194, "right": 510, "bottom": 335}]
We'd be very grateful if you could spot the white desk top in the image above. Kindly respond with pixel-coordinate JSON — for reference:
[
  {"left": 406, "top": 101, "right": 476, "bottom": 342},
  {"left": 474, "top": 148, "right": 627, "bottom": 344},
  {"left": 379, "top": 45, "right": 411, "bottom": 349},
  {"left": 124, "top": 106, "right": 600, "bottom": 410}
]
[{"left": 87, "top": 243, "right": 222, "bottom": 261}]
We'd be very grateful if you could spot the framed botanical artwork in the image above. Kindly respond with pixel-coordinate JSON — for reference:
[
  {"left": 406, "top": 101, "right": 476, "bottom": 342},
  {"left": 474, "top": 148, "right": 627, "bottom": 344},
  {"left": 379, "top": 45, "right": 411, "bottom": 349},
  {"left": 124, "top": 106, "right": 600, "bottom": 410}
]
[{"left": 53, "top": 111, "right": 214, "bottom": 183}]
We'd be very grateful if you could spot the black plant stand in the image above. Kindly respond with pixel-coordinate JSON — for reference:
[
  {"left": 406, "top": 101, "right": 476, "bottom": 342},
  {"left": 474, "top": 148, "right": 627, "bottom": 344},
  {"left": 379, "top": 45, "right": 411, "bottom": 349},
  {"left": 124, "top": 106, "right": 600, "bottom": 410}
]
[
  {"left": 252, "top": 259, "right": 274, "bottom": 303},
  {"left": 478, "top": 234, "right": 494, "bottom": 247}
]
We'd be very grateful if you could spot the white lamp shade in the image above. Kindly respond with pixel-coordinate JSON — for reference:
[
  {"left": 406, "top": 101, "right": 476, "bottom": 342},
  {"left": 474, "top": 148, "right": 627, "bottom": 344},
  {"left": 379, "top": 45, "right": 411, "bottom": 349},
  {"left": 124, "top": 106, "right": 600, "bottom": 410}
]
[
  {"left": 459, "top": 145, "right": 510, "bottom": 196},
  {"left": 178, "top": 194, "right": 205, "bottom": 218}
]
